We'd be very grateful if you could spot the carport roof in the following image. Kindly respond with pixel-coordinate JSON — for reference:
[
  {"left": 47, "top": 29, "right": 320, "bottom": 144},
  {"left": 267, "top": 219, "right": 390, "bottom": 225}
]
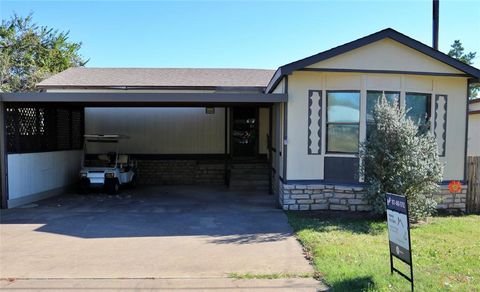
[
  {"left": 37, "top": 67, "right": 275, "bottom": 89},
  {"left": 0, "top": 92, "right": 287, "bottom": 105}
]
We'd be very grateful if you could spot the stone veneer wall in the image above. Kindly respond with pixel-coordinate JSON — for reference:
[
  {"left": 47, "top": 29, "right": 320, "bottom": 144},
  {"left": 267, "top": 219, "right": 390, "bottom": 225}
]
[
  {"left": 436, "top": 184, "right": 467, "bottom": 212},
  {"left": 279, "top": 182, "right": 467, "bottom": 212},
  {"left": 137, "top": 160, "right": 225, "bottom": 185}
]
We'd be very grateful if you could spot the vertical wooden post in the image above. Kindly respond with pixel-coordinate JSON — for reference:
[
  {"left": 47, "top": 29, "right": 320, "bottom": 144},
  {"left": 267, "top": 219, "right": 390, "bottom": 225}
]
[
  {"left": 224, "top": 107, "right": 229, "bottom": 186},
  {"left": 268, "top": 105, "right": 273, "bottom": 194},
  {"left": 0, "top": 101, "right": 8, "bottom": 209}
]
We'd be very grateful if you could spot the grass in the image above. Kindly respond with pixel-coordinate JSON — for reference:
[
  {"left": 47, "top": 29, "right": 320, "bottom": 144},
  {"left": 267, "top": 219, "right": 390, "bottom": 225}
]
[{"left": 287, "top": 213, "right": 480, "bottom": 291}]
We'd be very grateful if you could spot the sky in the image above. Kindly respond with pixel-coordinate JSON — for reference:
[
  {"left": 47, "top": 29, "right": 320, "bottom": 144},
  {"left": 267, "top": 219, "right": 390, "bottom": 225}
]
[{"left": 1, "top": 0, "right": 479, "bottom": 69}]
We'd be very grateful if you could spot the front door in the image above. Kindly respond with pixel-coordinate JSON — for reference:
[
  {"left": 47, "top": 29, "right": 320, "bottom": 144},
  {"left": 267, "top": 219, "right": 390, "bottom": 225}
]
[{"left": 231, "top": 107, "right": 258, "bottom": 158}]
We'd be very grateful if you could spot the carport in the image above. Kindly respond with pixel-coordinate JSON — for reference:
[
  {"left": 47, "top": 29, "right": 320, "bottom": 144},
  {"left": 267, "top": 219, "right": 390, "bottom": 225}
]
[{"left": 0, "top": 91, "right": 287, "bottom": 209}]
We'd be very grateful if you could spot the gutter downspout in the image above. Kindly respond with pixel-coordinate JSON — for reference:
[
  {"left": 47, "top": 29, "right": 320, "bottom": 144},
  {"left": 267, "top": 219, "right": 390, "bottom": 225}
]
[{"left": 464, "top": 79, "right": 471, "bottom": 183}]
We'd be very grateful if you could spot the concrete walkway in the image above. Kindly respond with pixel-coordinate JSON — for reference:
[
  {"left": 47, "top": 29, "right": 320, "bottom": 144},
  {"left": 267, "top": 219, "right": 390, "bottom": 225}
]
[
  {"left": 1, "top": 278, "right": 327, "bottom": 291},
  {"left": 1, "top": 186, "right": 324, "bottom": 290}
]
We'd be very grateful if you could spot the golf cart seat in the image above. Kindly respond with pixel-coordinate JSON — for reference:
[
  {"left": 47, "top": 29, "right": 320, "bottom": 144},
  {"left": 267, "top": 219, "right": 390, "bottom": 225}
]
[
  {"left": 98, "top": 154, "right": 109, "bottom": 162},
  {"left": 118, "top": 154, "right": 129, "bottom": 164}
]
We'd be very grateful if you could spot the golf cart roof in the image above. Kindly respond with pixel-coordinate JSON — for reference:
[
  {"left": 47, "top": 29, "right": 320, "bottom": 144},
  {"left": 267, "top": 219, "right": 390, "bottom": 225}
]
[{"left": 84, "top": 134, "right": 129, "bottom": 142}]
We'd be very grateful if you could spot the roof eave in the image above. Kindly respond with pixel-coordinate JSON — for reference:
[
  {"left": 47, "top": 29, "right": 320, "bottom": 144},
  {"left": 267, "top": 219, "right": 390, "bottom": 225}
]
[
  {"left": 265, "top": 68, "right": 283, "bottom": 94},
  {"left": 36, "top": 85, "right": 267, "bottom": 92}
]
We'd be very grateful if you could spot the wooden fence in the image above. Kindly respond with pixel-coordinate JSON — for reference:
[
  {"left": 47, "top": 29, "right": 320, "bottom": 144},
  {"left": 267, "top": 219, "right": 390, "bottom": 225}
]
[{"left": 467, "top": 156, "right": 480, "bottom": 213}]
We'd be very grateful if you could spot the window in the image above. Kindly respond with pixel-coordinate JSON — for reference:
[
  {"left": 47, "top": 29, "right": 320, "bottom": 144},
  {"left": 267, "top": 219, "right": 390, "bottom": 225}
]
[
  {"left": 326, "top": 91, "right": 360, "bottom": 153},
  {"left": 366, "top": 91, "right": 400, "bottom": 137},
  {"left": 405, "top": 93, "right": 431, "bottom": 128}
]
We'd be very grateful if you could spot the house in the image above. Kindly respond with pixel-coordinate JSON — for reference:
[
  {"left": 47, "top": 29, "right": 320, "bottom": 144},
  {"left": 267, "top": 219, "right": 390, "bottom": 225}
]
[
  {"left": 468, "top": 99, "right": 480, "bottom": 156},
  {"left": 1, "top": 28, "right": 479, "bottom": 211}
]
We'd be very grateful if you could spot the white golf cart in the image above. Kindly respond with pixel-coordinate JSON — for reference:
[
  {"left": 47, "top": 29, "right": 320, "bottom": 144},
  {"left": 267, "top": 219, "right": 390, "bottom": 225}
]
[{"left": 79, "top": 134, "right": 137, "bottom": 194}]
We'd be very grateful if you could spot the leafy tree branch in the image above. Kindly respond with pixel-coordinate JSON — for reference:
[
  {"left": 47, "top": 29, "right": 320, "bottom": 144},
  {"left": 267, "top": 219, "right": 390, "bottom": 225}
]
[{"left": 0, "top": 13, "right": 87, "bottom": 92}]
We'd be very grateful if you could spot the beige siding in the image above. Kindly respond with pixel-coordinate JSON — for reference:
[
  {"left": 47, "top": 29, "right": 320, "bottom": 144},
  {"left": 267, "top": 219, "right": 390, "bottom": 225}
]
[
  {"left": 271, "top": 104, "right": 278, "bottom": 172},
  {"left": 307, "top": 39, "right": 464, "bottom": 74},
  {"left": 468, "top": 102, "right": 480, "bottom": 156},
  {"left": 432, "top": 78, "right": 468, "bottom": 179},
  {"left": 286, "top": 71, "right": 468, "bottom": 181},
  {"left": 272, "top": 77, "right": 285, "bottom": 94},
  {"left": 271, "top": 78, "right": 286, "bottom": 179},
  {"left": 286, "top": 72, "right": 325, "bottom": 180},
  {"left": 259, "top": 107, "right": 269, "bottom": 154},
  {"left": 278, "top": 103, "right": 285, "bottom": 178},
  {"left": 85, "top": 107, "right": 226, "bottom": 154}
]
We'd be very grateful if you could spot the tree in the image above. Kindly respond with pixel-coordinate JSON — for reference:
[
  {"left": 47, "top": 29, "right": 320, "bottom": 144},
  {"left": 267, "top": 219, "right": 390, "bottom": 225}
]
[
  {"left": 448, "top": 40, "right": 476, "bottom": 65},
  {"left": 0, "top": 14, "right": 87, "bottom": 92},
  {"left": 360, "top": 95, "right": 443, "bottom": 222},
  {"left": 447, "top": 40, "right": 478, "bottom": 99}
]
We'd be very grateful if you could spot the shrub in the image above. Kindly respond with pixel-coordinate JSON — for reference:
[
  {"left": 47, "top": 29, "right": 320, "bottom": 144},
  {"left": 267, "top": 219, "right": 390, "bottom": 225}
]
[{"left": 359, "top": 94, "right": 443, "bottom": 222}]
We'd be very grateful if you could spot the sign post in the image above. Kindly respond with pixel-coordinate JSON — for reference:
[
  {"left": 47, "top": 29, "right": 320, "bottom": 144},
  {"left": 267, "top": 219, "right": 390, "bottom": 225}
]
[{"left": 386, "top": 193, "right": 414, "bottom": 291}]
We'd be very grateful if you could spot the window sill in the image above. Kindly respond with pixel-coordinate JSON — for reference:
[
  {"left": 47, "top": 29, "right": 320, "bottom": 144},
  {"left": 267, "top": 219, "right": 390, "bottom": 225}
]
[{"left": 324, "top": 152, "right": 358, "bottom": 158}]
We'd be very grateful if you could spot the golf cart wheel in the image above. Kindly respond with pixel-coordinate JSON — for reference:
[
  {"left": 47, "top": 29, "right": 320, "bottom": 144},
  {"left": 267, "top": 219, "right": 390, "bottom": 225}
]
[
  {"left": 80, "top": 179, "right": 90, "bottom": 194},
  {"left": 129, "top": 175, "right": 137, "bottom": 188},
  {"left": 108, "top": 180, "right": 120, "bottom": 194}
]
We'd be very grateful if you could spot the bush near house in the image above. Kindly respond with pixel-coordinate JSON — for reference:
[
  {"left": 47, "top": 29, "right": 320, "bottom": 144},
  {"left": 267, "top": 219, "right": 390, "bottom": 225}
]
[
  {"left": 360, "top": 95, "right": 443, "bottom": 222},
  {"left": 287, "top": 213, "right": 480, "bottom": 291}
]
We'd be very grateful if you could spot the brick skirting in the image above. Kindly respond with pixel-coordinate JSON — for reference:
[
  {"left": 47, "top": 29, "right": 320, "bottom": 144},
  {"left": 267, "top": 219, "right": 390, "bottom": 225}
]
[
  {"left": 277, "top": 181, "right": 467, "bottom": 212},
  {"left": 136, "top": 160, "right": 225, "bottom": 185}
]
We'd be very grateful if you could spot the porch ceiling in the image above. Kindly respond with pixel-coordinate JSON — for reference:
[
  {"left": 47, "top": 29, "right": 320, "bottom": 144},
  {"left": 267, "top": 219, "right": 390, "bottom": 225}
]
[{"left": 0, "top": 92, "right": 287, "bottom": 106}]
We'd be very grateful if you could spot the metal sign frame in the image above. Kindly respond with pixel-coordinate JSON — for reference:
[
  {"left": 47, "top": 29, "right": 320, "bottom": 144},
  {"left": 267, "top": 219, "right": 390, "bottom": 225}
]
[{"left": 386, "top": 193, "right": 414, "bottom": 291}]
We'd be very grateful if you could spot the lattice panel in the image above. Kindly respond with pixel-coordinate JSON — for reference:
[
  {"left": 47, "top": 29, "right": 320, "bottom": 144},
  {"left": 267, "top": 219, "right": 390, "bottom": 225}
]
[
  {"left": 5, "top": 107, "right": 18, "bottom": 153},
  {"left": 4, "top": 105, "right": 84, "bottom": 153},
  {"left": 18, "top": 107, "right": 38, "bottom": 136}
]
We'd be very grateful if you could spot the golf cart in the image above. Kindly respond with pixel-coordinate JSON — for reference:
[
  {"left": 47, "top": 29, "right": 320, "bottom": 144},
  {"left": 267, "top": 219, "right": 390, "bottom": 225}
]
[{"left": 79, "top": 134, "right": 137, "bottom": 194}]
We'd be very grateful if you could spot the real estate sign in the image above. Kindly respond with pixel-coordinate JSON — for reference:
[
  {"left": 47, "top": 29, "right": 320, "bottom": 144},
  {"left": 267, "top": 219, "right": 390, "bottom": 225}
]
[
  {"left": 386, "top": 193, "right": 414, "bottom": 290},
  {"left": 386, "top": 193, "right": 411, "bottom": 264}
]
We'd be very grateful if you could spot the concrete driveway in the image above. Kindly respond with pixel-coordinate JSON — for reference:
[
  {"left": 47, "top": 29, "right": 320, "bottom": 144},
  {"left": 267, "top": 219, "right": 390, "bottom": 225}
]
[{"left": 0, "top": 186, "right": 313, "bottom": 280}]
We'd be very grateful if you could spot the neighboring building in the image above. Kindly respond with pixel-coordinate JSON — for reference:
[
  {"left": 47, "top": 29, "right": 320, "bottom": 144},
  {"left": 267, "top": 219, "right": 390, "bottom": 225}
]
[
  {"left": 468, "top": 99, "right": 480, "bottom": 156},
  {"left": 1, "top": 28, "right": 479, "bottom": 211}
]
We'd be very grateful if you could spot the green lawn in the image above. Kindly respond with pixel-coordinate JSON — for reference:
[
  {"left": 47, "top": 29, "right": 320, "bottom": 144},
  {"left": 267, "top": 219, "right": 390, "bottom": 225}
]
[{"left": 287, "top": 213, "right": 480, "bottom": 291}]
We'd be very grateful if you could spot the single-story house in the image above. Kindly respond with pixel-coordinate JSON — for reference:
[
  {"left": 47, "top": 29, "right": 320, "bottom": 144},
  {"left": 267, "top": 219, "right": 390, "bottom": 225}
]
[
  {"left": 468, "top": 99, "right": 480, "bottom": 156},
  {"left": 1, "top": 28, "right": 479, "bottom": 211}
]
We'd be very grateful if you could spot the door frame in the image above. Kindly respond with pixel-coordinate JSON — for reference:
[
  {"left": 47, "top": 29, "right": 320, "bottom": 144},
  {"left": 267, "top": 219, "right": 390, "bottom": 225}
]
[{"left": 229, "top": 106, "right": 259, "bottom": 159}]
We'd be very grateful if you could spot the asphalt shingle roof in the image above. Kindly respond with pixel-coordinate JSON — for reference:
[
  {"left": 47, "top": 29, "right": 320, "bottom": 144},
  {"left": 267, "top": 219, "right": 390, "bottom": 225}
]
[{"left": 37, "top": 67, "right": 275, "bottom": 89}]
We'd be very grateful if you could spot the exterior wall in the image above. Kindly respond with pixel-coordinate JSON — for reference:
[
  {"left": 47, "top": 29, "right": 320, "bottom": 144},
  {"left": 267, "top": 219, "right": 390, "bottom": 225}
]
[
  {"left": 85, "top": 107, "right": 226, "bottom": 154},
  {"left": 468, "top": 101, "right": 480, "bottom": 156},
  {"left": 86, "top": 106, "right": 271, "bottom": 155},
  {"left": 268, "top": 77, "right": 286, "bottom": 194},
  {"left": 271, "top": 104, "right": 278, "bottom": 179},
  {"left": 7, "top": 150, "right": 82, "bottom": 207},
  {"left": 436, "top": 184, "right": 468, "bottom": 211},
  {"left": 272, "top": 78, "right": 285, "bottom": 94},
  {"left": 259, "top": 107, "right": 269, "bottom": 154},
  {"left": 137, "top": 160, "right": 224, "bottom": 185},
  {"left": 278, "top": 103, "right": 285, "bottom": 179},
  {"left": 306, "top": 38, "right": 464, "bottom": 74},
  {"left": 280, "top": 183, "right": 369, "bottom": 211},
  {"left": 278, "top": 182, "right": 466, "bottom": 212},
  {"left": 285, "top": 71, "right": 468, "bottom": 182}
]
